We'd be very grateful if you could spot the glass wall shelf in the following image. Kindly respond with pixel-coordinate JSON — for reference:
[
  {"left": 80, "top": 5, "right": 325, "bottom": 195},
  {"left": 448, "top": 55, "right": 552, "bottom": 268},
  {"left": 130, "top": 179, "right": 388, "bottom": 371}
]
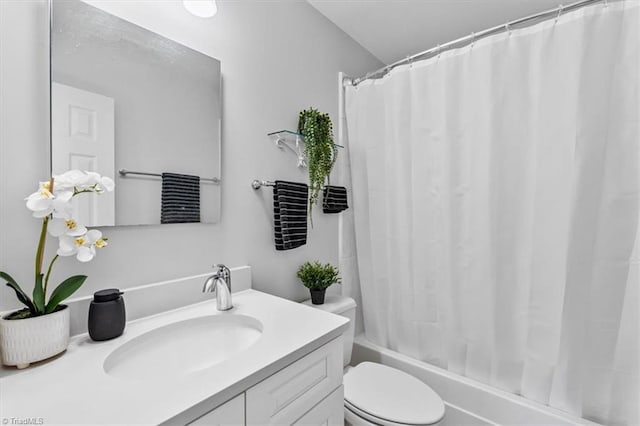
[{"left": 267, "top": 130, "right": 343, "bottom": 169}]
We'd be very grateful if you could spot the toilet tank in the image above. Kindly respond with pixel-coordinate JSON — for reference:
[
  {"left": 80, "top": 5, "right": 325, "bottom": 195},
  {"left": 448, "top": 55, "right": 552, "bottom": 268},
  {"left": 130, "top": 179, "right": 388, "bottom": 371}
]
[{"left": 302, "top": 295, "right": 357, "bottom": 367}]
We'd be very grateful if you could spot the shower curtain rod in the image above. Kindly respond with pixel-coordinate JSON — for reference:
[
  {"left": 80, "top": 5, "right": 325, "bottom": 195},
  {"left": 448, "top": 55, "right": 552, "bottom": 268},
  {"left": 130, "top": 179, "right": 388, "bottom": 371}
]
[{"left": 349, "top": 0, "right": 611, "bottom": 86}]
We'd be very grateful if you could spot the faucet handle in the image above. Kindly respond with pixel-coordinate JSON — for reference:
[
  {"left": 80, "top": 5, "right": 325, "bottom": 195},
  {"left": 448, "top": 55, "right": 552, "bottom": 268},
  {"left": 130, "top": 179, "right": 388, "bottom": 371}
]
[{"left": 212, "top": 264, "right": 231, "bottom": 287}]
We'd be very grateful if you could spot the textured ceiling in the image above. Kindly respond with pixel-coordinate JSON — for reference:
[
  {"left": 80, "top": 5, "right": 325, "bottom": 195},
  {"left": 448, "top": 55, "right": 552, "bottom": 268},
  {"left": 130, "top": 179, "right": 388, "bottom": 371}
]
[{"left": 308, "top": 0, "right": 563, "bottom": 64}]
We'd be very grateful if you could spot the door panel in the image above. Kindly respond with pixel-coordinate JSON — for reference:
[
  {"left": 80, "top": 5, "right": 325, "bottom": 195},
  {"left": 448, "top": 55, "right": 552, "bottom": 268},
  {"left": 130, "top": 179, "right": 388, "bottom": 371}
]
[{"left": 52, "top": 82, "right": 115, "bottom": 226}]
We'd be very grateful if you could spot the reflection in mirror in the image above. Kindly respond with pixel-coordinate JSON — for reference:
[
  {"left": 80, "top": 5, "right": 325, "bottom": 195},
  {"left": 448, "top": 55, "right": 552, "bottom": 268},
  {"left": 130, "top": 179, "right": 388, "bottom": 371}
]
[{"left": 51, "top": 0, "right": 221, "bottom": 227}]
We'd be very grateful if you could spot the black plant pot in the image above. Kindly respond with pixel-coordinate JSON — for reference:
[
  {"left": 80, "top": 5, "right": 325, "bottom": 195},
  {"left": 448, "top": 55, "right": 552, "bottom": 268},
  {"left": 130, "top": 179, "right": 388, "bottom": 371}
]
[{"left": 310, "top": 289, "right": 326, "bottom": 305}]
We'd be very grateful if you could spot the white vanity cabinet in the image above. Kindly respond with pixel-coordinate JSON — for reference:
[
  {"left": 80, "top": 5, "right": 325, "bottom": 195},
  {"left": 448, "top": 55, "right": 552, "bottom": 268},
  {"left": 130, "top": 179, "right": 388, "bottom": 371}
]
[
  {"left": 293, "top": 387, "right": 344, "bottom": 425},
  {"left": 188, "top": 337, "right": 344, "bottom": 426},
  {"left": 245, "top": 337, "right": 343, "bottom": 424},
  {"left": 190, "top": 394, "right": 245, "bottom": 425},
  {"left": 1, "top": 290, "right": 350, "bottom": 425}
]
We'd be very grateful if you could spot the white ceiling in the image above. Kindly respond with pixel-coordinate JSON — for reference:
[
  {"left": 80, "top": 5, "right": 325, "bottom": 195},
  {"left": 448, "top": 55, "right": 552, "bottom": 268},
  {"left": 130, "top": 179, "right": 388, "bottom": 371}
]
[{"left": 307, "top": 0, "right": 563, "bottom": 65}]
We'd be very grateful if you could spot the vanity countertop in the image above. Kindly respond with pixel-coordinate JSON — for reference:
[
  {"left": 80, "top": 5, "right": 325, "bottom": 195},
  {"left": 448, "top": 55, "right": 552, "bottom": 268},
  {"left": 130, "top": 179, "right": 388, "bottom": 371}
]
[{"left": 0, "top": 289, "right": 349, "bottom": 425}]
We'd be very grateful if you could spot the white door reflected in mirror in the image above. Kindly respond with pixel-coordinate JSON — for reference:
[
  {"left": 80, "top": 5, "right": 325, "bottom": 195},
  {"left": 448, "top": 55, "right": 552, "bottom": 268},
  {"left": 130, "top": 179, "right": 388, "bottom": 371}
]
[{"left": 51, "top": 82, "right": 115, "bottom": 227}]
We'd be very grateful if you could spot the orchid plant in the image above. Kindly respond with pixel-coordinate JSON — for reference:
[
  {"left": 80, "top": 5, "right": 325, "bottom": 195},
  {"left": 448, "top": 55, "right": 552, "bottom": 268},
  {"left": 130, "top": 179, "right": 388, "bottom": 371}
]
[{"left": 1, "top": 170, "right": 114, "bottom": 319}]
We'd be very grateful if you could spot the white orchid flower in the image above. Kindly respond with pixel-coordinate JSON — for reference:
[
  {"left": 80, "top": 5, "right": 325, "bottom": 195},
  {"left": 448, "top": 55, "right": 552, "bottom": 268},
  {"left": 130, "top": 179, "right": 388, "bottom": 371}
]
[
  {"left": 98, "top": 176, "right": 115, "bottom": 192},
  {"left": 84, "top": 171, "right": 115, "bottom": 193},
  {"left": 51, "top": 170, "right": 82, "bottom": 192},
  {"left": 54, "top": 170, "right": 115, "bottom": 194},
  {"left": 57, "top": 235, "right": 80, "bottom": 257},
  {"left": 25, "top": 182, "right": 53, "bottom": 211},
  {"left": 55, "top": 170, "right": 93, "bottom": 192},
  {"left": 79, "top": 229, "right": 108, "bottom": 262},
  {"left": 50, "top": 200, "right": 73, "bottom": 220},
  {"left": 48, "top": 218, "right": 87, "bottom": 237},
  {"left": 25, "top": 183, "right": 73, "bottom": 218},
  {"left": 27, "top": 171, "right": 116, "bottom": 218},
  {"left": 57, "top": 229, "right": 107, "bottom": 263}
]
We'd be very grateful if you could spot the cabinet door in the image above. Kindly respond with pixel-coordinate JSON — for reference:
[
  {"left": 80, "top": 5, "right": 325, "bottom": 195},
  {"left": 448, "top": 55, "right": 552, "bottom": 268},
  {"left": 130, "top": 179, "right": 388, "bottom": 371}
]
[
  {"left": 246, "top": 337, "right": 343, "bottom": 425},
  {"left": 294, "top": 386, "right": 344, "bottom": 426},
  {"left": 189, "top": 394, "right": 244, "bottom": 425}
]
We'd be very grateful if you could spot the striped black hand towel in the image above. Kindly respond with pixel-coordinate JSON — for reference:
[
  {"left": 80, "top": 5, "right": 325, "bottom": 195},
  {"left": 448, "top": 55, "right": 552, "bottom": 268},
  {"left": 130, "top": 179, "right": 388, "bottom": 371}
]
[
  {"left": 322, "top": 185, "right": 348, "bottom": 213},
  {"left": 161, "top": 172, "right": 201, "bottom": 224},
  {"left": 274, "top": 180, "right": 308, "bottom": 250}
]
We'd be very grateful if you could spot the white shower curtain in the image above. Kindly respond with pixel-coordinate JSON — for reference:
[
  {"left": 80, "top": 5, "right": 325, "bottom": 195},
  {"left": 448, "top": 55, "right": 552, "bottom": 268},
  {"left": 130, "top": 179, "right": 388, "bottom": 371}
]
[{"left": 343, "top": 2, "right": 639, "bottom": 424}]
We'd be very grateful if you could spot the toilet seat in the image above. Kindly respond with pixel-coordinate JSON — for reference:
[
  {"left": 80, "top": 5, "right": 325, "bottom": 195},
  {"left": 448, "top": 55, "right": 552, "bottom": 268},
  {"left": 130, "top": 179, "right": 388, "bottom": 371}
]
[
  {"left": 345, "top": 400, "right": 421, "bottom": 426},
  {"left": 344, "top": 362, "right": 445, "bottom": 426}
]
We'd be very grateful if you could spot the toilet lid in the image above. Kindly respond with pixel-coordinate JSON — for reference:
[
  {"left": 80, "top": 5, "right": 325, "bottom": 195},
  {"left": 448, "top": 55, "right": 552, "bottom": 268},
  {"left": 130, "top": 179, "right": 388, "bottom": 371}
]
[{"left": 344, "top": 362, "right": 445, "bottom": 425}]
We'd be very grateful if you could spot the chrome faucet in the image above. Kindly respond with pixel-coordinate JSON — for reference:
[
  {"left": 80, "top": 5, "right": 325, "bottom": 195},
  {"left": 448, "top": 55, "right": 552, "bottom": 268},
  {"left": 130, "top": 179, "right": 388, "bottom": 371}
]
[{"left": 203, "top": 264, "right": 233, "bottom": 311}]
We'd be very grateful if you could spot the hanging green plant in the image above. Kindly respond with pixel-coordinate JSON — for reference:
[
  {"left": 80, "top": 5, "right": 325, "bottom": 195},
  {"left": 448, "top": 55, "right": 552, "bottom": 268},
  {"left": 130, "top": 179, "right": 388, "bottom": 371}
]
[{"left": 298, "top": 108, "right": 337, "bottom": 213}]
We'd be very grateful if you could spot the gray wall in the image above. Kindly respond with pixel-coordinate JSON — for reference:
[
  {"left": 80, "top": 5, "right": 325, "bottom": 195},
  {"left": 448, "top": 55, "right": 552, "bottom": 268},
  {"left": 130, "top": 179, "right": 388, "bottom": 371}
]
[
  {"left": 52, "top": 0, "right": 222, "bottom": 225},
  {"left": 0, "top": 0, "right": 382, "bottom": 312}
]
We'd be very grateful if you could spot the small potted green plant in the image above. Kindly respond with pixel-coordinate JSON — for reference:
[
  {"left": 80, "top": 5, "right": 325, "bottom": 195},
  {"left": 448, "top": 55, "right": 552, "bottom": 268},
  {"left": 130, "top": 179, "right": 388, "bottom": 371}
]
[{"left": 297, "top": 261, "right": 340, "bottom": 305}]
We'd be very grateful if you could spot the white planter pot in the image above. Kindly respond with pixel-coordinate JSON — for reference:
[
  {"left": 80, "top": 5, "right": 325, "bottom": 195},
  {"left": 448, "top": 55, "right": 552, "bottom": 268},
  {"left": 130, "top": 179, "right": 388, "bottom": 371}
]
[{"left": 0, "top": 305, "right": 70, "bottom": 369}]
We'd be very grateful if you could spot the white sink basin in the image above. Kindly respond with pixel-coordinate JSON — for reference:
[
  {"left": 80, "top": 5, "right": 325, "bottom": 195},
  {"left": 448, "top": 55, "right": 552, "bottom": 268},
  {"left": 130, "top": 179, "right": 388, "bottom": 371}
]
[{"left": 103, "top": 314, "right": 263, "bottom": 380}]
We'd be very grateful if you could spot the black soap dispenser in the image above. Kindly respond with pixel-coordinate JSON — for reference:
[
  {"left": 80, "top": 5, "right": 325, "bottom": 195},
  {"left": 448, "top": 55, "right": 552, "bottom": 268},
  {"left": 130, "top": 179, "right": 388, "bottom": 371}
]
[{"left": 88, "top": 289, "right": 126, "bottom": 341}]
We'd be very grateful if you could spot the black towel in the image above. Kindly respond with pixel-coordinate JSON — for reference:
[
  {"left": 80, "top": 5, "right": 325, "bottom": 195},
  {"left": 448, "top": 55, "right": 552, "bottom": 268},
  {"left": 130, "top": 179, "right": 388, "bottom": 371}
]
[
  {"left": 161, "top": 172, "right": 200, "bottom": 224},
  {"left": 273, "top": 181, "right": 308, "bottom": 250},
  {"left": 322, "top": 185, "right": 348, "bottom": 213}
]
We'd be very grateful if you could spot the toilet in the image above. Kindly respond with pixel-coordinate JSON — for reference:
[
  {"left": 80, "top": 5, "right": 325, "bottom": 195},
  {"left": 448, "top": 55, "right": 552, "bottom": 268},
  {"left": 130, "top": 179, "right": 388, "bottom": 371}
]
[{"left": 303, "top": 295, "right": 446, "bottom": 425}]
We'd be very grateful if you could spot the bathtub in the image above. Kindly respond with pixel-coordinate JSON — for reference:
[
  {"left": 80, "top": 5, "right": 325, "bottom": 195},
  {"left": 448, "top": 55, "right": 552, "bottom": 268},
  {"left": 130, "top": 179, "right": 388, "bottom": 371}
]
[{"left": 351, "top": 335, "right": 603, "bottom": 426}]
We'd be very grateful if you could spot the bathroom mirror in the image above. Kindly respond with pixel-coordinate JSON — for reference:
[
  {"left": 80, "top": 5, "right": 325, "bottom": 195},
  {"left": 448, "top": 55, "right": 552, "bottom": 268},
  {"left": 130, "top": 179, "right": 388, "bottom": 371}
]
[{"left": 50, "top": 0, "right": 221, "bottom": 227}]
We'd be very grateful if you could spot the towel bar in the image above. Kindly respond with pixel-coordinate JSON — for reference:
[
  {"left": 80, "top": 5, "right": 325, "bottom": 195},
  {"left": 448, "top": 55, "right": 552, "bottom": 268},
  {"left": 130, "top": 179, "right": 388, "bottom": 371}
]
[
  {"left": 119, "top": 169, "right": 220, "bottom": 184},
  {"left": 252, "top": 180, "right": 337, "bottom": 191}
]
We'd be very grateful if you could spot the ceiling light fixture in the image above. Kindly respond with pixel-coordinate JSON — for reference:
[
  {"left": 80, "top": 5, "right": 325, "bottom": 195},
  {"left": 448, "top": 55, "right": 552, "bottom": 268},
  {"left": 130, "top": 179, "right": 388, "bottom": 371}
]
[{"left": 183, "top": 0, "right": 217, "bottom": 18}]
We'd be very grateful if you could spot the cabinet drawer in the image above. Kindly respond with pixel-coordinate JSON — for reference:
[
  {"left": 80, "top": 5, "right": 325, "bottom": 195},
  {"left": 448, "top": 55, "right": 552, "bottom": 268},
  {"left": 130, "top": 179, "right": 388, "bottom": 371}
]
[
  {"left": 188, "top": 394, "right": 244, "bottom": 426},
  {"left": 246, "top": 337, "right": 343, "bottom": 425},
  {"left": 294, "top": 386, "right": 344, "bottom": 426}
]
